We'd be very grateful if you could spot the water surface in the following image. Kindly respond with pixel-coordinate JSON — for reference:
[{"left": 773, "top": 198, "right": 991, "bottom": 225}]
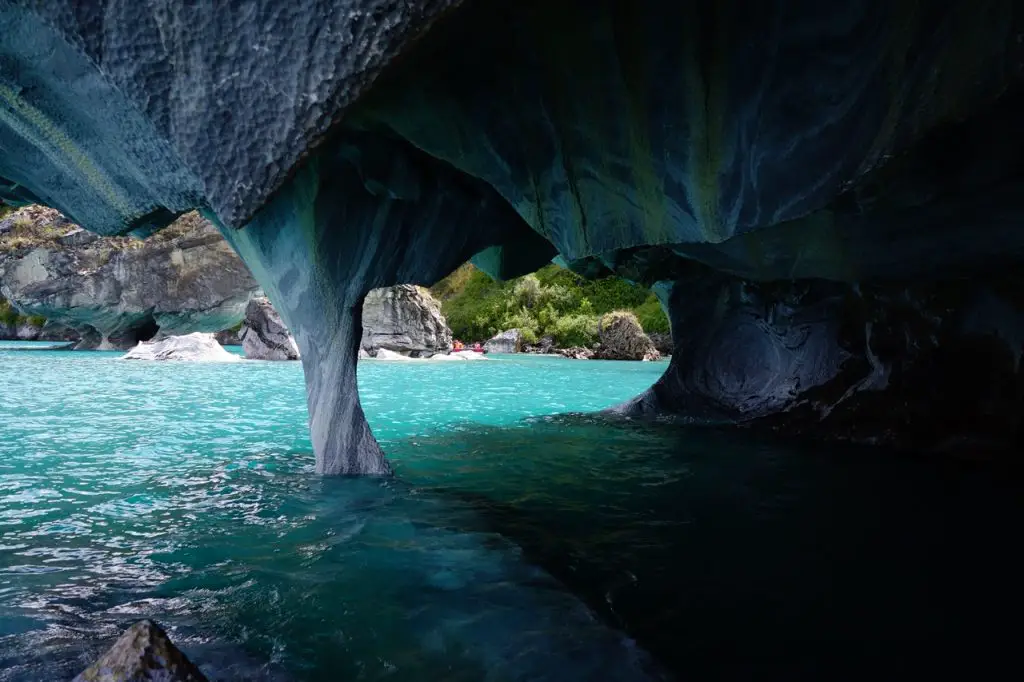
[{"left": 0, "top": 345, "right": 1020, "bottom": 680}]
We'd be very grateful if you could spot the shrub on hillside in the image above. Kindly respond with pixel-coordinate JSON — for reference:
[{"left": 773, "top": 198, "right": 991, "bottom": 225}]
[
  {"left": 634, "top": 293, "right": 670, "bottom": 334},
  {"left": 433, "top": 262, "right": 669, "bottom": 346},
  {"left": 551, "top": 313, "right": 598, "bottom": 348}
]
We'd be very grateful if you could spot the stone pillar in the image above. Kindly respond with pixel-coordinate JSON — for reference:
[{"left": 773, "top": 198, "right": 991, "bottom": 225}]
[{"left": 217, "top": 132, "right": 535, "bottom": 474}]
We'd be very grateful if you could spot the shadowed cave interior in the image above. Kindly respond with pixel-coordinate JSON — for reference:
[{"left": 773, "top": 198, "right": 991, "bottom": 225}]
[{"left": 2, "top": 0, "right": 1024, "bottom": 473}]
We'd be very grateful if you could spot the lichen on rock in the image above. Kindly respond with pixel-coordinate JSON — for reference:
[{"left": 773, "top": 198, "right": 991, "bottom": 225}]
[{"left": 595, "top": 312, "right": 660, "bottom": 362}]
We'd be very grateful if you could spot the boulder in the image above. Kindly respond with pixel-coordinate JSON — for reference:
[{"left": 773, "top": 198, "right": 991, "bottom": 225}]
[
  {"left": 647, "top": 332, "right": 673, "bottom": 356},
  {"left": 484, "top": 329, "right": 522, "bottom": 354},
  {"left": 122, "top": 333, "right": 241, "bottom": 362},
  {"left": 0, "top": 208, "right": 257, "bottom": 349},
  {"left": 523, "top": 335, "right": 556, "bottom": 354},
  {"left": 375, "top": 348, "right": 415, "bottom": 361},
  {"left": 73, "top": 619, "right": 207, "bottom": 682},
  {"left": 213, "top": 328, "right": 242, "bottom": 346},
  {"left": 595, "top": 312, "right": 660, "bottom": 362},
  {"left": 361, "top": 285, "right": 452, "bottom": 355},
  {"left": 239, "top": 297, "right": 300, "bottom": 360},
  {"left": 14, "top": 321, "right": 39, "bottom": 340},
  {"left": 558, "top": 346, "right": 595, "bottom": 360}
]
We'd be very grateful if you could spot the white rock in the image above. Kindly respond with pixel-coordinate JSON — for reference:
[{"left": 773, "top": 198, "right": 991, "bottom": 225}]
[
  {"left": 374, "top": 348, "right": 415, "bottom": 361},
  {"left": 428, "top": 350, "right": 488, "bottom": 361},
  {"left": 122, "top": 333, "right": 242, "bottom": 362}
]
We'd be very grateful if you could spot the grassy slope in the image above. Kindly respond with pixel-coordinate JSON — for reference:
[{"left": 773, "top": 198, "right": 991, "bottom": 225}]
[{"left": 431, "top": 263, "right": 669, "bottom": 346}]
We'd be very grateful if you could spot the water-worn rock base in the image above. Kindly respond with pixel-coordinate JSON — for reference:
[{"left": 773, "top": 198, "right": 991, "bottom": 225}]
[
  {"left": 617, "top": 265, "right": 1024, "bottom": 454},
  {"left": 73, "top": 620, "right": 207, "bottom": 682}
]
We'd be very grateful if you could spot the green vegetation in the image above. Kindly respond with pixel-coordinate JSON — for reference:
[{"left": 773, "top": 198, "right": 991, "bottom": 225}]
[
  {"left": 431, "top": 263, "right": 669, "bottom": 346},
  {"left": 0, "top": 295, "right": 46, "bottom": 330}
]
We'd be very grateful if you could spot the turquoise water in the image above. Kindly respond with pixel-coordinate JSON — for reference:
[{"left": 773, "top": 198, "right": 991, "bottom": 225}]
[{"left": 1, "top": 344, "right": 1021, "bottom": 680}]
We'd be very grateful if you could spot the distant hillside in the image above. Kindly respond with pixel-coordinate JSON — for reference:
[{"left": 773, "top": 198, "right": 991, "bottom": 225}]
[{"left": 431, "top": 263, "right": 669, "bottom": 346}]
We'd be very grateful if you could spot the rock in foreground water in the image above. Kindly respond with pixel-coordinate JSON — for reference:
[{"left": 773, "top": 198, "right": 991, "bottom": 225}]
[
  {"left": 74, "top": 619, "right": 208, "bottom": 682},
  {"left": 240, "top": 296, "right": 300, "bottom": 360},
  {"left": 123, "top": 333, "right": 241, "bottom": 362}
]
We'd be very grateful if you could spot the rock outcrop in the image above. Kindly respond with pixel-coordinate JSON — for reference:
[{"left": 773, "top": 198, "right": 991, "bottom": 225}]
[
  {"left": 240, "top": 296, "right": 300, "bottom": 360},
  {"left": 484, "top": 329, "right": 522, "bottom": 354},
  {"left": 595, "top": 312, "right": 661, "bottom": 362},
  {"left": 74, "top": 619, "right": 207, "bottom": 682},
  {"left": 0, "top": 208, "right": 258, "bottom": 349},
  {"left": 360, "top": 285, "right": 451, "bottom": 356},
  {"left": 558, "top": 347, "right": 595, "bottom": 360},
  {"left": 4, "top": 3, "right": 1024, "bottom": 471},
  {"left": 123, "top": 333, "right": 241, "bottom": 362}
]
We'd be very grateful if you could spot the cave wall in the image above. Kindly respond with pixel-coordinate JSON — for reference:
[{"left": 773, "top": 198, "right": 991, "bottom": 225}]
[
  {"left": 3, "top": 1, "right": 1024, "bottom": 470},
  {"left": 613, "top": 262, "right": 1024, "bottom": 453}
]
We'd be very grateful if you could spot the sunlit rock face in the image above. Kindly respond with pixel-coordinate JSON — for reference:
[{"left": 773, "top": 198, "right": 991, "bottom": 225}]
[
  {"left": 0, "top": 209, "right": 257, "bottom": 349},
  {"left": 3, "top": 1, "right": 1024, "bottom": 470},
  {"left": 361, "top": 285, "right": 452, "bottom": 356}
]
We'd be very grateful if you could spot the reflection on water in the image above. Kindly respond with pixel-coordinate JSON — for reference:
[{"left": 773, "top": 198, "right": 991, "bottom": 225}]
[{"left": 0, "top": 346, "right": 1021, "bottom": 680}]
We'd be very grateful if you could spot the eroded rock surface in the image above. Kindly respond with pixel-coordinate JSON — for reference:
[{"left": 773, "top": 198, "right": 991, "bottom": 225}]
[
  {"left": 73, "top": 619, "right": 207, "bottom": 682},
  {"left": 240, "top": 296, "right": 300, "bottom": 360},
  {"left": 123, "top": 333, "right": 241, "bottom": 362},
  {"left": 0, "top": 207, "right": 257, "bottom": 349},
  {"left": 4, "top": 1, "right": 1024, "bottom": 470}
]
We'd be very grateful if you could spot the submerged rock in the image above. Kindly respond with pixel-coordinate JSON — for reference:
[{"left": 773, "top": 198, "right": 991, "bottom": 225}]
[
  {"left": 240, "top": 296, "right": 300, "bottom": 360},
  {"left": 595, "top": 312, "right": 660, "bottom": 362},
  {"left": 361, "top": 285, "right": 452, "bottom": 355},
  {"left": 484, "top": 329, "right": 522, "bottom": 354},
  {"left": 123, "top": 333, "right": 241, "bottom": 362},
  {"left": 0, "top": 208, "right": 257, "bottom": 349},
  {"left": 73, "top": 619, "right": 207, "bottom": 682}
]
